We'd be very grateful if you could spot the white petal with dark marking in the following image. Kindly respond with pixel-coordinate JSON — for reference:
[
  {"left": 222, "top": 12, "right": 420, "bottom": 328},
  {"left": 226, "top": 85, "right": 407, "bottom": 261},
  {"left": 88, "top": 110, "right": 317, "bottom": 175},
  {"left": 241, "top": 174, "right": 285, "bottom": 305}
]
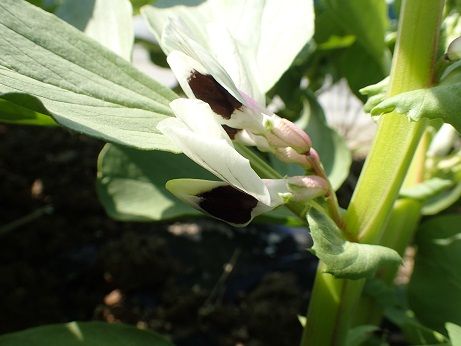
[{"left": 157, "top": 99, "right": 270, "bottom": 204}]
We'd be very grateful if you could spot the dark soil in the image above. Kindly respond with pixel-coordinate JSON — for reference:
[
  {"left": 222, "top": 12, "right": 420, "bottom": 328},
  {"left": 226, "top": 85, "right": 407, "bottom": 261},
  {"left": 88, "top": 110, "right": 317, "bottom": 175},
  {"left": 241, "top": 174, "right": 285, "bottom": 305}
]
[{"left": 0, "top": 125, "right": 321, "bottom": 346}]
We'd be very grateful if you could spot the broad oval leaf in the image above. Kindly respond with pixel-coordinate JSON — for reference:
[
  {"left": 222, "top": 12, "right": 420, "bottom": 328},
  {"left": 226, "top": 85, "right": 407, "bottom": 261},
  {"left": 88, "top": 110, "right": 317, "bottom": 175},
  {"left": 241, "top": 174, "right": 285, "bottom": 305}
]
[
  {"left": 97, "top": 143, "right": 215, "bottom": 221},
  {"left": 0, "top": 0, "right": 178, "bottom": 151},
  {"left": 409, "top": 214, "right": 461, "bottom": 333},
  {"left": 307, "top": 208, "right": 401, "bottom": 279},
  {"left": 0, "top": 321, "right": 173, "bottom": 346}
]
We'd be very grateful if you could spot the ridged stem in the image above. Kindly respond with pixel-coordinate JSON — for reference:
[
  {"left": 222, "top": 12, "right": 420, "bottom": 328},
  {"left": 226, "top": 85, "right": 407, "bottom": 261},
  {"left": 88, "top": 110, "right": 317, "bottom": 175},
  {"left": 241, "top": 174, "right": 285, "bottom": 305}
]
[{"left": 300, "top": 1, "right": 444, "bottom": 344}]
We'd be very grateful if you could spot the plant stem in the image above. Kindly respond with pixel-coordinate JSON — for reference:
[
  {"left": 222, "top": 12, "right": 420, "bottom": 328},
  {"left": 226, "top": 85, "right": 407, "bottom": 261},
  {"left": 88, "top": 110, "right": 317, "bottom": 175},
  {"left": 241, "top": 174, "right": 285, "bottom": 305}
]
[
  {"left": 300, "top": 1, "right": 444, "bottom": 345},
  {"left": 0, "top": 205, "right": 54, "bottom": 237},
  {"left": 307, "top": 152, "right": 348, "bottom": 237}
]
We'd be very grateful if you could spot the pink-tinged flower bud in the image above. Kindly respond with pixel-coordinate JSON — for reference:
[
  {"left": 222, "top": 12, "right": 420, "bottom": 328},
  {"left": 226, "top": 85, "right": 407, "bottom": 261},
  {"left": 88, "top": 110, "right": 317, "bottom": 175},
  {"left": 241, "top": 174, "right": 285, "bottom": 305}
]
[
  {"left": 304, "top": 148, "right": 322, "bottom": 168},
  {"left": 270, "top": 117, "right": 312, "bottom": 153},
  {"left": 287, "top": 175, "right": 329, "bottom": 201},
  {"left": 446, "top": 36, "right": 461, "bottom": 61},
  {"left": 275, "top": 147, "right": 312, "bottom": 168}
]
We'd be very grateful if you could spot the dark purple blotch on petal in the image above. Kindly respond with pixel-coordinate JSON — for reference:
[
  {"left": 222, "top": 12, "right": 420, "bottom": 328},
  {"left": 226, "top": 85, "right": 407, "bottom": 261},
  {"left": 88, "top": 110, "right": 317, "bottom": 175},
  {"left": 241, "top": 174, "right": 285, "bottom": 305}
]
[
  {"left": 198, "top": 185, "right": 258, "bottom": 224},
  {"left": 188, "top": 70, "right": 242, "bottom": 119},
  {"left": 222, "top": 125, "right": 240, "bottom": 139}
]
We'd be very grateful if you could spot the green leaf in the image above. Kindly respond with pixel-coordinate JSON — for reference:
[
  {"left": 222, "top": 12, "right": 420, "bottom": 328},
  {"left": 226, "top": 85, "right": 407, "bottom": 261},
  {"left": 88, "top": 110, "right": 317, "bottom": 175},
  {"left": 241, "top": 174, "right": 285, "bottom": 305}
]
[
  {"left": 400, "top": 177, "right": 454, "bottom": 200},
  {"left": 336, "top": 42, "right": 389, "bottom": 100},
  {"left": 370, "top": 69, "right": 461, "bottom": 134},
  {"left": 399, "top": 177, "right": 461, "bottom": 216},
  {"left": 364, "top": 279, "right": 448, "bottom": 345},
  {"left": 56, "top": 0, "right": 134, "bottom": 61},
  {"left": 0, "top": 97, "right": 56, "bottom": 126},
  {"left": 272, "top": 94, "right": 351, "bottom": 191},
  {"left": 360, "top": 77, "right": 389, "bottom": 113},
  {"left": 325, "top": 0, "right": 388, "bottom": 65},
  {"left": 447, "top": 323, "right": 461, "bottom": 346},
  {"left": 307, "top": 208, "right": 401, "bottom": 279},
  {"left": 320, "top": 0, "right": 390, "bottom": 98},
  {"left": 97, "top": 144, "right": 216, "bottom": 221},
  {"left": 385, "top": 307, "right": 449, "bottom": 345},
  {"left": 421, "top": 182, "right": 461, "bottom": 215},
  {"left": 0, "top": 0, "right": 178, "bottom": 151},
  {"left": 0, "top": 321, "right": 173, "bottom": 346},
  {"left": 408, "top": 214, "right": 461, "bottom": 332},
  {"left": 318, "top": 35, "right": 356, "bottom": 50},
  {"left": 345, "top": 325, "right": 379, "bottom": 346}
]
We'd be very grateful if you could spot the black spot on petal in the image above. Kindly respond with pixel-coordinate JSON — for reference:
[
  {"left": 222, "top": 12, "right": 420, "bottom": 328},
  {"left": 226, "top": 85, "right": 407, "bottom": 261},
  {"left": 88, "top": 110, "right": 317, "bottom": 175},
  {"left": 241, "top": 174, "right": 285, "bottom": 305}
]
[
  {"left": 198, "top": 185, "right": 258, "bottom": 224},
  {"left": 188, "top": 70, "right": 242, "bottom": 119},
  {"left": 222, "top": 125, "right": 240, "bottom": 139}
]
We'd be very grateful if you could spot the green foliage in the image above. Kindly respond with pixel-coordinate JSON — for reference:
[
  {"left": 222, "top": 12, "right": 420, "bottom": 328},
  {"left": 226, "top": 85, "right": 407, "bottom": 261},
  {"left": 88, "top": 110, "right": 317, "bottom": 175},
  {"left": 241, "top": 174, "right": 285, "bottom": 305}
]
[
  {"left": 345, "top": 325, "right": 379, "bottom": 346},
  {"left": 96, "top": 144, "right": 214, "bottom": 221},
  {"left": 325, "top": 0, "right": 388, "bottom": 64},
  {"left": 0, "top": 0, "right": 177, "bottom": 151},
  {"left": 363, "top": 279, "right": 448, "bottom": 344},
  {"left": 307, "top": 208, "right": 401, "bottom": 279},
  {"left": 399, "top": 177, "right": 461, "bottom": 215},
  {"left": 369, "top": 65, "right": 461, "bottom": 134},
  {"left": 0, "top": 97, "right": 56, "bottom": 126},
  {"left": 447, "top": 323, "right": 461, "bottom": 346},
  {"left": 0, "top": 322, "right": 173, "bottom": 346},
  {"left": 408, "top": 214, "right": 461, "bottom": 333},
  {"left": 314, "top": 0, "right": 390, "bottom": 98}
]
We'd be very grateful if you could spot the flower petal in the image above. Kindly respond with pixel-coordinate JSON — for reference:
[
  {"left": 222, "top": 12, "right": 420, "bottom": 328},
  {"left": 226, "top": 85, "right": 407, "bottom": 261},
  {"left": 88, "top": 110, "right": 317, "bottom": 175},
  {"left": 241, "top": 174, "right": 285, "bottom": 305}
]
[
  {"left": 166, "top": 178, "right": 257, "bottom": 226},
  {"left": 163, "top": 19, "right": 242, "bottom": 102},
  {"left": 205, "top": 22, "right": 263, "bottom": 103},
  {"left": 167, "top": 50, "right": 266, "bottom": 132},
  {"left": 215, "top": 0, "right": 315, "bottom": 92},
  {"left": 157, "top": 99, "right": 270, "bottom": 204},
  {"left": 143, "top": 0, "right": 314, "bottom": 93},
  {"left": 167, "top": 50, "right": 244, "bottom": 120},
  {"left": 166, "top": 178, "right": 286, "bottom": 226}
]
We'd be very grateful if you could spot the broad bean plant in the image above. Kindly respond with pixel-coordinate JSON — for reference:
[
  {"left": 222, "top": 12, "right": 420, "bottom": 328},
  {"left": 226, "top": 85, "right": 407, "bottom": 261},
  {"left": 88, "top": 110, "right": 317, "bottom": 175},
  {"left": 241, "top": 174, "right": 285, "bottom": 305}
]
[{"left": 1, "top": 0, "right": 461, "bottom": 345}]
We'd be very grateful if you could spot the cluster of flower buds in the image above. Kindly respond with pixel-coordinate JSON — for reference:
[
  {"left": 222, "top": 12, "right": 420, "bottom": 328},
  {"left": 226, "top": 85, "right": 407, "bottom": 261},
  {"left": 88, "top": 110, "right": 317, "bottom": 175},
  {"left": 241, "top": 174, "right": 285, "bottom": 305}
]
[{"left": 230, "top": 114, "right": 316, "bottom": 169}]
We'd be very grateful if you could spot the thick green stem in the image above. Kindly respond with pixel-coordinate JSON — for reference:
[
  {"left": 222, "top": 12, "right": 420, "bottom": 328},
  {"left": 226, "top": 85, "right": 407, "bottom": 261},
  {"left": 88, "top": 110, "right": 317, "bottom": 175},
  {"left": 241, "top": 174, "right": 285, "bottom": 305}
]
[
  {"left": 354, "top": 198, "right": 422, "bottom": 326},
  {"left": 300, "top": 1, "right": 444, "bottom": 345}
]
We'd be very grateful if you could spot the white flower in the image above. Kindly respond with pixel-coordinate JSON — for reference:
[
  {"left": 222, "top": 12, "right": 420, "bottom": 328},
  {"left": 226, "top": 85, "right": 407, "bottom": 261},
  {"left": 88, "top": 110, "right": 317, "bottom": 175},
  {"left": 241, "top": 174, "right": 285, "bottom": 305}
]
[
  {"left": 148, "top": 1, "right": 324, "bottom": 225},
  {"left": 158, "top": 99, "right": 327, "bottom": 226},
  {"left": 143, "top": 0, "right": 314, "bottom": 155},
  {"left": 157, "top": 98, "right": 290, "bottom": 225},
  {"left": 142, "top": 0, "right": 314, "bottom": 98}
]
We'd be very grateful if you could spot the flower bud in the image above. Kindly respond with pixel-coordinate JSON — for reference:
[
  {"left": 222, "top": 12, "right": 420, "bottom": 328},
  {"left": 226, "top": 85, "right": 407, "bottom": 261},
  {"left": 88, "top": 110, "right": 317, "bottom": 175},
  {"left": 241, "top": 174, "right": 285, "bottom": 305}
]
[
  {"left": 275, "top": 147, "right": 312, "bottom": 168},
  {"left": 264, "top": 116, "right": 311, "bottom": 153},
  {"left": 287, "top": 175, "right": 329, "bottom": 201}
]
